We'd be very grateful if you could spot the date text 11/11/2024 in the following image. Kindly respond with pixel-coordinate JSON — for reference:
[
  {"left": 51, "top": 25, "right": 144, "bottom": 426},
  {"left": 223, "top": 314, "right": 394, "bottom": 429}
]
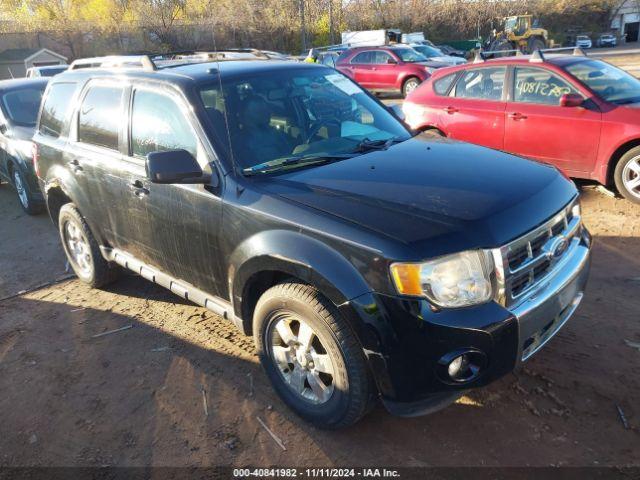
[{"left": 232, "top": 468, "right": 401, "bottom": 478}]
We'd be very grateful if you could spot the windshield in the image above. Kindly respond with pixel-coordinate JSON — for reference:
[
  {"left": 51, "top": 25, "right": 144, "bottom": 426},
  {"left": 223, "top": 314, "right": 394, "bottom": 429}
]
[
  {"left": 39, "top": 66, "right": 67, "bottom": 77},
  {"left": 392, "top": 48, "right": 427, "bottom": 63},
  {"left": 199, "top": 68, "right": 411, "bottom": 174},
  {"left": 577, "top": 36, "right": 589, "bottom": 41},
  {"left": 565, "top": 59, "right": 640, "bottom": 104},
  {"left": 1, "top": 86, "right": 45, "bottom": 127},
  {"left": 504, "top": 17, "right": 517, "bottom": 31},
  {"left": 412, "top": 45, "right": 444, "bottom": 58}
]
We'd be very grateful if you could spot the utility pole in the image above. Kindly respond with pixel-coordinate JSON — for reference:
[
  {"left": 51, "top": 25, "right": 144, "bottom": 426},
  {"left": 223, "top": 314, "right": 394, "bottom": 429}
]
[
  {"left": 300, "top": 0, "right": 307, "bottom": 51},
  {"left": 329, "top": 0, "right": 334, "bottom": 44}
]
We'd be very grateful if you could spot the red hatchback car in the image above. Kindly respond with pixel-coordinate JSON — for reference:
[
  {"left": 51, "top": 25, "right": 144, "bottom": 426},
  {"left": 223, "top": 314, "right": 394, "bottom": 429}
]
[
  {"left": 403, "top": 52, "right": 640, "bottom": 203},
  {"left": 336, "top": 46, "right": 441, "bottom": 97}
]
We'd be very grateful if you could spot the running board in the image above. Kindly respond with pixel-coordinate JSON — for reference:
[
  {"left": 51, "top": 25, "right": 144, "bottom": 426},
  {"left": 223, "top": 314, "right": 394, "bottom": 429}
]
[{"left": 100, "top": 246, "right": 243, "bottom": 331}]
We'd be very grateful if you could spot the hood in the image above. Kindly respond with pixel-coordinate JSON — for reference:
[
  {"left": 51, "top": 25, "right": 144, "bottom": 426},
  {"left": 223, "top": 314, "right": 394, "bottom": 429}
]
[
  {"left": 430, "top": 55, "right": 466, "bottom": 65},
  {"left": 256, "top": 137, "right": 576, "bottom": 259},
  {"left": 418, "top": 60, "right": 451, "bottom": 69}
]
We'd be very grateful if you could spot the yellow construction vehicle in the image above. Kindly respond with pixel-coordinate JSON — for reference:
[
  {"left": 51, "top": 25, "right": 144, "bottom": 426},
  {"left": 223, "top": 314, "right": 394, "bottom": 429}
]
[{"left": 486, "top": 15, "right": 548, "bottom": 55}]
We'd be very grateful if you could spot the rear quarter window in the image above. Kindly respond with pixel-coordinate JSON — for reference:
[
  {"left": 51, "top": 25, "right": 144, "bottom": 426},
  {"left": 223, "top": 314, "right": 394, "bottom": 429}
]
[
  {"left": 39, "top": 82, "right": 77, "bottom": 138},
  {"left": 433, "top": 73, "right": 457, "bottom": 95}
]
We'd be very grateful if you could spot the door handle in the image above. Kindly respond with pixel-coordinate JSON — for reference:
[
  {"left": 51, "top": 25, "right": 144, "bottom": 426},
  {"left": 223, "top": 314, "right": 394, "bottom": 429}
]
[
  {"left": 508, "top": 112, "right": 527, "bottom": 120},
  {"left": 443, "top": 106, "right": 459, "bottom": 114},
  {"left": 130, "top": 179, "right": 149, "bottom": 197},
  {"left": 67, "top": 159, "right": 83, "bottom": 173}
]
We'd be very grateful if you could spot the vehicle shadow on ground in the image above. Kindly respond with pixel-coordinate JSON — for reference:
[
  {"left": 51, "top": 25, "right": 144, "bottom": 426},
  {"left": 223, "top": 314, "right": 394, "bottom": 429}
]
[{"left": 1, "top": 233, "right": 638, "bottom": 467}]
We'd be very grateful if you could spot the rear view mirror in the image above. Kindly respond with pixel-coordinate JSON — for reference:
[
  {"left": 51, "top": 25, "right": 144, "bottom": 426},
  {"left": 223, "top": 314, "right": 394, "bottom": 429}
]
[
  {"left": 560, "top": 93, "right": 584, "bottom": 107},
  {"left": 146, "top": 149, "right": 211, "bottom": 184}
]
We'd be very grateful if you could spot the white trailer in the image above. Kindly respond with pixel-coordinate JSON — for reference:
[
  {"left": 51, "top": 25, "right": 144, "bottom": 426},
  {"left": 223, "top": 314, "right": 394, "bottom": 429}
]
[
  {"left": 340, "top": 29, "right": 402, "bottom": 47},
  {"left": 401, "top": 32, "right": 426, "bottom": 44}
]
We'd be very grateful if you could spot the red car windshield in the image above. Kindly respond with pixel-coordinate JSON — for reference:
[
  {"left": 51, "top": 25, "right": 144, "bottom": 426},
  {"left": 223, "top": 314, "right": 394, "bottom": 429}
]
[{"left": 565, "top": 59, "right": 640, "bottom": 104}]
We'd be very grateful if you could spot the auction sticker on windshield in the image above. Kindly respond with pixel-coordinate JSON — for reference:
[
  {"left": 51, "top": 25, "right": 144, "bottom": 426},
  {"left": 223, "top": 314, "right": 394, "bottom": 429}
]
[{"left": 326, "top": 74, "right": 362, "bottom": 95}]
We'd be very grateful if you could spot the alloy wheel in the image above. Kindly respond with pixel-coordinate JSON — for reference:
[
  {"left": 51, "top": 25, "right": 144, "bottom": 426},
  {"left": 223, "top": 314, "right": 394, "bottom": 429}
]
[
  {"left": 13, "top": 170, "right": 28, "bottom": 209},
  {"left": 623, "top": 155, "right": 640, "bottom": 199},
  {"left": 63, "top": 220, "right": 93, "bottom": 275},
  {"left": 404, "top": 79, "right": 419, "bottom": 95},
  {"left": 268, "top": 313, "right": 336, "bottom": 405}
]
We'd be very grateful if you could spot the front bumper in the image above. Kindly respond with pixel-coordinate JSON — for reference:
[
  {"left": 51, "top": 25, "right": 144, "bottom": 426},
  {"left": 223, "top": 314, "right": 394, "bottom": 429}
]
[{"left": 343, "top": 226, "right": 591, "bottom": 417}]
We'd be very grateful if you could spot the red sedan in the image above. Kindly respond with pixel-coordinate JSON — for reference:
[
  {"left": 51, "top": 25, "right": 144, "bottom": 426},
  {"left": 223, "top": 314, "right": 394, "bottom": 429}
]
[
  {"left": 403, "top": 52, "right": 640, "bottom": 203},
  {"left": 336, "top": 46, "right": 442, "bottom": 97}
]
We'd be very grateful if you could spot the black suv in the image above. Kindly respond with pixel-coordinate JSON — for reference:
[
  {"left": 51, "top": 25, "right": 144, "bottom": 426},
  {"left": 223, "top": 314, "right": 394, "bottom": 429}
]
[{"left": 34, "top": 54, "right": 591, "bottom": 429}]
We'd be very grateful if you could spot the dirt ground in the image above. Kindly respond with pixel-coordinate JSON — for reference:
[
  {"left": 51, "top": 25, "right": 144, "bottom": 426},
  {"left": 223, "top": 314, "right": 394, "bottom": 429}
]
[{"left": 0, "top": 179, "right": 639, "bottom": 469}]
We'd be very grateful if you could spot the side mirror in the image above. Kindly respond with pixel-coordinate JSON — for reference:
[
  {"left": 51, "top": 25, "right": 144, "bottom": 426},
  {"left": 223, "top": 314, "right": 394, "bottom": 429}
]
[
  {"left": 387, "top": 104, "right": 405, "bottom": 121},
  {"left": 146, "top": 149, "right": 211, "bottom": 184},
  {"left": 0, "top": 123, "right": 7, "bottom": 134},
  {"left": 386, "top": 58, "right": 397, "bottom": 65},
  {"left": 560, "top": 93, "right": 583, "bottom": 107}
]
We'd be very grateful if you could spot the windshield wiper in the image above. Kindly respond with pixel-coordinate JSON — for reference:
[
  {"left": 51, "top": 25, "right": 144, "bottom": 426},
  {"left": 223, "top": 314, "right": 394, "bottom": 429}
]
[
  {"left": 354, "top": 137, "right": 402, "bottom": 153},
  {"left": 242, "top": 153, "right": 357, "bottom": 176}
]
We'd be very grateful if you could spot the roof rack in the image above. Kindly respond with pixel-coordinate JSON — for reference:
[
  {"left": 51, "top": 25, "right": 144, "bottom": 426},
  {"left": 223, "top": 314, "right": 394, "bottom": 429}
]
[
  {"left": 69, "top": 55, "right": 157, "bottom": 71},
  {"left": 474, "top": 48, "right": 523, "bottom": 63},
  {"left": 67, "top": 48, "right": 289, "bottom": 73},
  {"left": 530, "top": 47, "right": 586, "bottom": 63}
]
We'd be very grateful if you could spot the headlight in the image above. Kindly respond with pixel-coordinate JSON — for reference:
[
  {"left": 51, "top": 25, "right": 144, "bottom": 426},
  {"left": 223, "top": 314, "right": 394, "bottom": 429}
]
[
  {"left": 390, "top": 250, "right": 495, "bottom": 308},
  {"left": 571, "top": 200, "right": 581, "bottom": 219}
]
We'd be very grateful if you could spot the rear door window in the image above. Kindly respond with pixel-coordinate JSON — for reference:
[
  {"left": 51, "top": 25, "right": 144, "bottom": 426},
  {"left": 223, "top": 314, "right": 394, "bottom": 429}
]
[
  {"left": 351, "top": 51, "right": 374, "bottom": 64},
  {"left": 39, "top": 82, "right": 77, "bottom": 138},
  {"left": 130, "top": 89, "right": 198, "bottom": 158},
  {"left": 453, "top": 67, "right": 506, "bottom": 100},
  {"left": 513, "top": 67, "right": 578, "bottom": 105},
  {"left": 78, "top": 85, "right": 124, "bottom": 150},
  {"left": 372, "top": 51, "right": 395, "bottom": 64}
]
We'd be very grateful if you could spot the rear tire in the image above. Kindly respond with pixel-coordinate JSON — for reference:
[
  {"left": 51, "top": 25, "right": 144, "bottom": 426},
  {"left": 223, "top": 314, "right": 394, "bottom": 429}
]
[
  {"left": 402, "top": 77, "right": 421, "bottom": 97},
  {"left": 58, "top": 203, "right": 121, "bottom": 287},
  {"left": 613, "top": 146, "right": 640, "bottom": 204},
  {"left": 253, "top": 282, "right": 374, "bottom": 429},
  {"left": 488, "top": 39, "right": 514, "bottom": 57}
]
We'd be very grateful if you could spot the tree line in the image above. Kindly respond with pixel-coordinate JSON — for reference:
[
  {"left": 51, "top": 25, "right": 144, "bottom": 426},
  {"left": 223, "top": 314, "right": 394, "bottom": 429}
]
[{"left": 0, "top": 0, "right": 620, "bottom": 58}]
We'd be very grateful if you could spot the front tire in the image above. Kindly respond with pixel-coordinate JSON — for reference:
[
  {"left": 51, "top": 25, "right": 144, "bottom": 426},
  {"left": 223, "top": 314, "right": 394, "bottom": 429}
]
[
  {"left": 613, "top": 146, "right": 640, "bottom": 204},
  {"left": 253, "top": 282, "right": 373, "bottom": 429},
  {"left": 58, "top": 203, "right": 120, "bottom": 287},
  {"left": 12, "top": 167, "right": 43, "bottom": 215},
  {"left": 527, "top": 36, "right": 546, "bottom": 53},
  {"left": 402, "top": 77, "right": 421, "bottom": 97}
]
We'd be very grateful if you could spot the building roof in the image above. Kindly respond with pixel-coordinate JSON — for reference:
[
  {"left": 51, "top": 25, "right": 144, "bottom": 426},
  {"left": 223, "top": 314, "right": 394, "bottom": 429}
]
[{"left": 0, "top": 48, "right": 68, "bottom": 63}]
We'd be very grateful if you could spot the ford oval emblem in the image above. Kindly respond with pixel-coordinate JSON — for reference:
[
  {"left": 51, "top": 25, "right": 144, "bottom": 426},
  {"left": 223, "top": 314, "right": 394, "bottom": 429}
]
[{"left": 544, "top": 236, "right": 568, "bottom": 259}]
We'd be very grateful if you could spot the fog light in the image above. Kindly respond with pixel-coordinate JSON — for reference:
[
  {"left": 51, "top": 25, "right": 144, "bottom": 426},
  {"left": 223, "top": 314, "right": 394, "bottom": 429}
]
[
  {"left": 448, "top": 354, "right": 475, "bottom": 381},
  {"left": 438, "top": 349, "right": 487, "bottom": 384}
]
